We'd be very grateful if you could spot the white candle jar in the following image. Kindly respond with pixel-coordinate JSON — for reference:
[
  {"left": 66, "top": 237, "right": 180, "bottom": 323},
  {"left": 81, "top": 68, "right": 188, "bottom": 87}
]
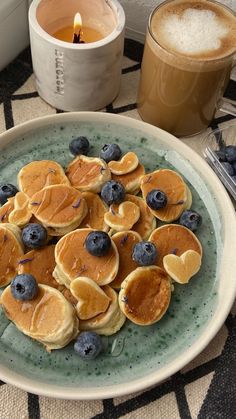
[{"left": 29, "top": 0, "right": 125, "bottom": 111}]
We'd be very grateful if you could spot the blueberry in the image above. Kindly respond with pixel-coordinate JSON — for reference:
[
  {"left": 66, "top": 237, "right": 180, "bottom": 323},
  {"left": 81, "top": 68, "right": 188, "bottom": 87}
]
[
  {"left": 22, "top": 223, "right": 48, "bottom": 248},
  {"left": 69, "top": 136, "right": 90, "bottom": 156},
  {"left": 146, "top": 189, "right": 167, "bottom": 210},
  {"left": 85, "top": 231, "right": 111, "bottom": 257},
  {"left": 100, "top": 143, "right": 122, "bottom": 163},
  {"left": 0, "top": 184, "right": 18, "bottom": 205},
  {"left": 11, "top": 274, "right": 38, "bottom": 301},
  {"left": 179, "top": 210, "right": 202, "bottom": 232},
  {"left": 74, "top": 331, "right": 102, "bottom": 360},
  {"left": 101, "top": 180, "right": 125, "bottom": 206},
  {"left": 225, "top": 145, "right": 236, "bottom": 163},
  {"left": 215, "top": 149, "right": 226, "bottom": 162},
  {"left": 221, "top": 162, "right": 234, "bottom": 176},
  {"left": 132, "top": 241, "right": 158, "bottom": 266}
]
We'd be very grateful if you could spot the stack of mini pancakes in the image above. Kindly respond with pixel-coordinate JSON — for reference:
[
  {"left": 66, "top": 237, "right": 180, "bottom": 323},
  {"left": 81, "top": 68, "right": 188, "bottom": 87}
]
[{"left": 0, "top": 150, "right": 202, "bottom": 351}]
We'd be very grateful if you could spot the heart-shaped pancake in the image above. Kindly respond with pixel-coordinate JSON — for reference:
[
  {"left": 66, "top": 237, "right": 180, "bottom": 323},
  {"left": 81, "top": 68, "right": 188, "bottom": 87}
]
[
  {"left": 163, "top": 250, "right": 202, "bottom": 284},
  {"left": 70, "top": 277, "right": 111, "bottom": 320},
  {"left": 108, "top": 152, "right": 139, "bottom": 175},
  {"left": 104, "top": 201, "right": 140, "bottom": 231},
  {"left": 9, "top": 192, "right": 32, "bottom": 227},
  {"left": 79, "top": 285, "right": 126, "bottom": 335}
]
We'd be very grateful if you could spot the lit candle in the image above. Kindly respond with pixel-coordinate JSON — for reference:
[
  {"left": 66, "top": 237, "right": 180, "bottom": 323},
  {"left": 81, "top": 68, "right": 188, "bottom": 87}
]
[
  {"left": 53, "top": 12, "right": 103, "bottom": 44},
  {"left": 29, "top": 0, "right": 125, "bottom": 111}
]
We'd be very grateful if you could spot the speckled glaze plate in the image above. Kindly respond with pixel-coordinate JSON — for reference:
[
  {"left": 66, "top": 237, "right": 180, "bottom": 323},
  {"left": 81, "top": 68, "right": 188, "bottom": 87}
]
[{"left": 0, "top": 112, "right": 235, "bottom": 400}]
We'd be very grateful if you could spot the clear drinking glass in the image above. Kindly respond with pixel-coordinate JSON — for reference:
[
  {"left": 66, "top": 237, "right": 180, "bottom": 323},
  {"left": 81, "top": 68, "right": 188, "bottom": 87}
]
[{"left": 137, "top": 0, "right": 236, "bottom": 137}]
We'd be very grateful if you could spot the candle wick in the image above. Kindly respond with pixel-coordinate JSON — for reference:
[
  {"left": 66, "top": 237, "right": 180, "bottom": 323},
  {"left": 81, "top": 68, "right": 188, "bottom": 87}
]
[{"left": 73, "top": 29, "right": 85, "bottom": 44}]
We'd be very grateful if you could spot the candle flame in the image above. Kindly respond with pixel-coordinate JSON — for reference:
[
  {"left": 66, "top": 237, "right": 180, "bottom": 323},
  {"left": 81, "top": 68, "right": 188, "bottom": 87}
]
[{"left": 74, "top": 13, "right": 82, "bottom": 35}]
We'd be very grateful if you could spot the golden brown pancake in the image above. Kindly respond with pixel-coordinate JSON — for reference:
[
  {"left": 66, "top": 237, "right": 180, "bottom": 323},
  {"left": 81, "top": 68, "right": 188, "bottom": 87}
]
[
  {"left": 18, "top": 160, "right": 70, "bottom": 198},
  {"left": 119, "top": 266, "right": 171, "bottom": 325},
  {"left": 108, "top": 152, "right": 139, "bottom": 175},
  {"left": 8, "top": 192, "right": 32, "bottom": 227},
  {"left": 17, "top": 245, "right": 58, "bottom": 287},
  {"left": 149, "top": 224, "right": 202, "bottom": 269},
  {"left": 112, "top": 163, "right": 145, "bottom": 194},
  {"left": 0, "top": 284, "right": 79, "bottom": 350},
  {"left": 125, "top": 194, "right": 156, "bottom": 240},
  {"left": 29, "top": 184, "right": 87, "bottom": 235},
  {"left": 163, "top": 250, "right": 202, "bottom": 284},
  {"left": 79, "top": 285, "right": 126, "bottom": 335},
  {"left": 140, "top": 169, "right": 187, "bottom": 222},
  {"left": 17, "top": 246, "right": 77, "bottom": 304},
  {"left": 79, "top": 192, "right": 109, "bottom": 232},
  {"left": 66, "top": 155, "right": 111, "bottom": 193},
  {"left": 0, "top": 224, "right": 24, "bottom": 287},
  {"left": 70, "top": 276, "right": 111, "bottom": 320},
  {"left": 110, "top": 231, "right": 141, "bottom": 289},
  {"left": 104, "top": 201, "right": 140, "bottom": 231},
  {"left": 61, "top": 287, "right": 78, "bottom": 306},
  {"left": 0, "top": 198, "right": 15, "bottom": 223},
  {"left": 53, "top": 228, "right": 119, "bottom": 287}
]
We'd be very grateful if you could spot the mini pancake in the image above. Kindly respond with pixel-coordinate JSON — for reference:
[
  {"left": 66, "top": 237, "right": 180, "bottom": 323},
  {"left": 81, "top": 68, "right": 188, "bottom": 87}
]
[
  {"left": 126, "top": 194, "right": 156, "bottom": 240},
  {"left": 66, "top": 155, "right": 111, "bottom": 193},
  {"left": 110, "top": 231, "right": 141, "bottom": 289},
  {"left": 163, "top": 250, "right": 202, "bottom": 284},
  {"left": 17, "top": 245, "right": 59, "bottom": 288},
  {"left": 0, "top": 284, "right": 79, "bottom": 351},
  {"left": 112, "top": 163, "right": 145, "bottom": 194},
  {"left": 79, "top": 285, "right": 126, "bottom": 335},
  {"left": 29, "top": 184, "right": 87, "bottom": 236},
  {"left": 140, "top": 169, "right": 188, "bottom": 222},
  {"left": 53, "top": 228, "right": 119, "bottom": 288},
  {"left": 17, "top": 246, "right": 77, "bottom": 305},
  {"left": 149, "top": 224, "right": 202, "bottom": 269},
  {"left": 0, "top": 224, "right": 24, "bottom": 287},
  {"left": 18, "top": 160, "right": 70, "bottom": 198},
  {"left": 0, "top": 197, "right": 15, "bottom": 223},
  {"left": 119, "top": 266, "right": 171, "bottom": 326},
  {"left": 104, "top": 201, "right": 140, "bottom": 231},
  {"left": 79, "top": 192, "right": 109, "bottom": 232},
  {"left": 108, "top": 152, "right": 139, "bottom": 175},
  {"left": 61, "top": 288, "right": 78, "bottom": 306},
  {"left": 70, "top": 276, "right": 111, "bottom": 320},
  {"left": 8, "top": 192, "right": 32, "bottom": 227},
  {"left": 94, "top": 306, "right": 126, "bottom": 336}
]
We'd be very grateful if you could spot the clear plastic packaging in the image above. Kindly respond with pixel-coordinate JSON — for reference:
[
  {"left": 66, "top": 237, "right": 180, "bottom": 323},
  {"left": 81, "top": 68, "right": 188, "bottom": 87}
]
[{"left": 202, "top": 124, "right": 236, "bottom": 201}]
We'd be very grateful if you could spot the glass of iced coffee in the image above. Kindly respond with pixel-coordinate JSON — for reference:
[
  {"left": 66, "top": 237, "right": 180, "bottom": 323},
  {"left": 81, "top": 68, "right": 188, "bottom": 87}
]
[{"left": 137, "top": 0, "right": 236, "bottom": 137}]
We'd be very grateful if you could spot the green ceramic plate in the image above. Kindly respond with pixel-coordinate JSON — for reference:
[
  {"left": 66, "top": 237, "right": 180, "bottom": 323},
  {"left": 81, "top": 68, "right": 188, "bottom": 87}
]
[{"left": 0, "top": 112, "right": 235, "bottom": 400}]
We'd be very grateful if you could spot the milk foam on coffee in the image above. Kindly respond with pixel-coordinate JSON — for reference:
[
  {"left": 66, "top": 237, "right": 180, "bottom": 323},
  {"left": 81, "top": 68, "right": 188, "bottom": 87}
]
[{"left": 151, "top": 0, "right": 236, "bottom": 59}]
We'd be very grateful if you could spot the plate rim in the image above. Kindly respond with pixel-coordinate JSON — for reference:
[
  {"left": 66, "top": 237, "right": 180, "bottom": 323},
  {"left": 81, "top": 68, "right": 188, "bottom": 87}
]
[{"left": 0, "top": 111, "right": 235, "bottom": 400}]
